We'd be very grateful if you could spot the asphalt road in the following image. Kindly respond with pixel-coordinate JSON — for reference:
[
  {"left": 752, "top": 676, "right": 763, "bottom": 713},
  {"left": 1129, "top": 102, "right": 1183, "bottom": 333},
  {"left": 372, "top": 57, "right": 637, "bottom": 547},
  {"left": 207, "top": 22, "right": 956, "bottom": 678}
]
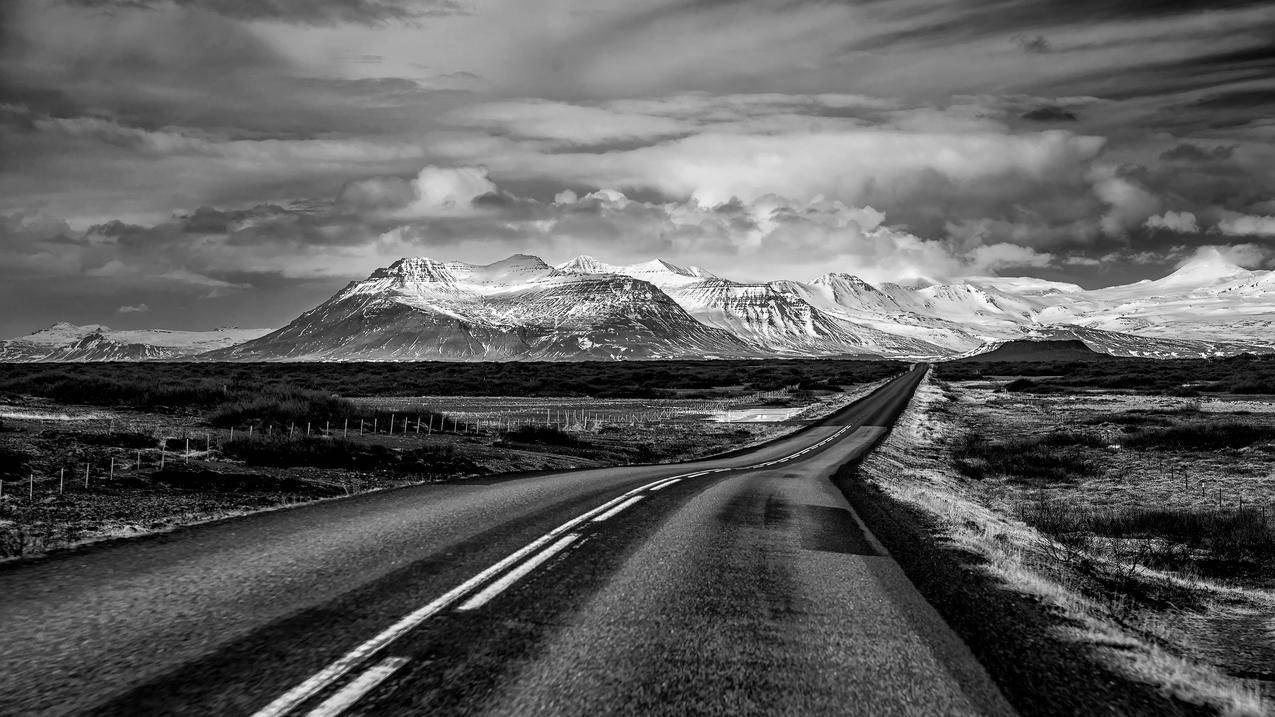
[{"left": 0, "top": 365, "right": 1015, "bottom": 716}]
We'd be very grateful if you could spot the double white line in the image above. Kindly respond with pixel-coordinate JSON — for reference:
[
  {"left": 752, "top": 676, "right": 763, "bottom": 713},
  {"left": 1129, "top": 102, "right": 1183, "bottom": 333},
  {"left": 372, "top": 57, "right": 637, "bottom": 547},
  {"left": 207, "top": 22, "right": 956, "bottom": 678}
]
[{"left": 253, "top": 424, "right": 857, "bottom": 717}]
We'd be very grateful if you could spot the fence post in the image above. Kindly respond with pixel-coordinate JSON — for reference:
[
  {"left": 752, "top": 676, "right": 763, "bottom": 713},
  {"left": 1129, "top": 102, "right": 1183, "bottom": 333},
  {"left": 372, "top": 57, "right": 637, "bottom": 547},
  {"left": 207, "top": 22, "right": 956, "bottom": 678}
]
[
  {"left": 390, "top": 413, "right": 395, "bottom": 435},
  {"left": 185, "top": 437, "right": 190, "bottom": 463},
  {"left": 85, "top": 463, "right": 89, "bottom": 488},
  {"left": 344, "top": 418, "right": 349, "bottom": 438},
  {"left": 110, "top": 458, "right": 115, "bottom": 481},
  {"left": 29, "top": 473, "right": 33, "bottom": 499},
  {"left": 60, "top": 468, "right": 64, "bottom": 494},
  {"left": 307, "top": 422, "right": 311, "bottom": 437},
  {"left": 137, "top": 449, "right": 141, "bottom": 469}
]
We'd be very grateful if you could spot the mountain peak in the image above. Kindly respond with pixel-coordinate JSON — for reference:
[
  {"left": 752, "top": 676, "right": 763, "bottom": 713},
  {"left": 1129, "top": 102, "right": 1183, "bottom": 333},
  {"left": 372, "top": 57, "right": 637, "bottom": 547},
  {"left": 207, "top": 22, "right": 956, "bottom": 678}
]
[
  {"left": 628, "top": 258, "right": 716, "bottom": 279},
  {"left": 811, "top": 272, "right": 880, "bottom": 293},
  {"left": 39, "top": 322, "right": 110, "bottom": 336},
  {"left": 1163, "top": 247, "right": 1250, "bottom": 285},
  {"left": 487, "top": 254, "right": 549, "bottom": 269},
  {"left": 377, "top": 257, "right": 459, "bottom": 283},
  {"left": 558, "top": 255, "right": 617, "bottom": 274}
]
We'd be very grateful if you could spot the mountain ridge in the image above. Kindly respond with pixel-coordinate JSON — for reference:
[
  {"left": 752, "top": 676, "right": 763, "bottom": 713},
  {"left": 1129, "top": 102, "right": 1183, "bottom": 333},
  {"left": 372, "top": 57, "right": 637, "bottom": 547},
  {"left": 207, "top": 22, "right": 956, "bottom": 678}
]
[{"left": 5, "top": 251, "right": 1274, "bottom": 362}]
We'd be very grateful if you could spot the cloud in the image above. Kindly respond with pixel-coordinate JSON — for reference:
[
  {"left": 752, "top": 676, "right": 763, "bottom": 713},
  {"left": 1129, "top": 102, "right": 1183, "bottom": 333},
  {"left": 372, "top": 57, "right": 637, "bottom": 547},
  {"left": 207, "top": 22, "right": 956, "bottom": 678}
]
[
  {"left": 1021, "top": 106, "right": 1077, "bottom": 122},
  {"left": 156, "top": 268, "right": 245, "bottom": 288},
  {"left": 117, "top": 303, "right": 149, "bottom": 313},
  {"left": 1091, "top": 167, "right": 1161, "bottom": 237},
  {"left": 1216, "top": 213, "right": 1275, "bottom": 237},
  {"left": 65, "top": 0, "right": 466, "bottom": 25},
  {"left": 968, "top": 243, "right": 1054, "bottom": 272},
  {"left": 1180, "top": 244, "right": 1273, "bottom": 270},
  {"left": 1013, "top": 34, "right": 1051, "bottom": 55},
  {"left": 340, "top": 166, "right": 500, "bottom": 218},
  {"left": 1159, "top": 143, "right": 1236, "bottom": 163},
  {"left": 487, "top": 128, "right": 1107, "bottom": 209},
  {"left": 1144, "top": 211, "right": 1200, "bottom": 233}
]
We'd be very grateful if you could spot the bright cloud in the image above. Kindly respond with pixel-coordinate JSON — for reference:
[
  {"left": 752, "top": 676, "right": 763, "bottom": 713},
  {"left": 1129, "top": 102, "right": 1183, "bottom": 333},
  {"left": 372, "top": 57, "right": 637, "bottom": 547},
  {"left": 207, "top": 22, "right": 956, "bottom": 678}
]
[
  {"left": 1216, "top": 214, "right": 1275, "bottom": 237},
  {"left": 1144, "top": 211, "right": 1199, "bottom": 233}
]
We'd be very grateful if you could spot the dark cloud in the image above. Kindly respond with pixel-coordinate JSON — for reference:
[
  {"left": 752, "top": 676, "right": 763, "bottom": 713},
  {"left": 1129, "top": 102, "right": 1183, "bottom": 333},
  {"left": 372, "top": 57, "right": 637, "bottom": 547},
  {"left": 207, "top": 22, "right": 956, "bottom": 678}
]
[
  {"left": 1013, "top": 34, "right": 1051, "bottom": 54},
  {"left": 1021, "top": 105, "right": 1078, "bottom": 122},
  {"left": 1159, "top": 143, "right": 1236, "bottom": 163},
  {"left": 64, "top": 0, "right": 468, "bottom": 25}
]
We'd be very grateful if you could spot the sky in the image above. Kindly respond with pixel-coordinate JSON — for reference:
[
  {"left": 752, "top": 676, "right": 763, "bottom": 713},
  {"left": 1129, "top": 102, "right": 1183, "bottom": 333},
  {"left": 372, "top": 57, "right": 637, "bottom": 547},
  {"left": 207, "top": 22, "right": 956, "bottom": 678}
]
[{"left": 2, "top": 0, "right": 1275, "bottom": 336}]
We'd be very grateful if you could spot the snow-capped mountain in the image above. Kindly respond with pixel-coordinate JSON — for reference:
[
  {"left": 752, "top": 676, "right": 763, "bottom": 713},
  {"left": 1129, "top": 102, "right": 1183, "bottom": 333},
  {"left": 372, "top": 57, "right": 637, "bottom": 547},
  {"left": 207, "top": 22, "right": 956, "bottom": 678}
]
[
  {"left": 555, "top": 249, "right": 1275, "bottom": 359},
  {"left": 11, "top": 248, "right": 1274, "bottom": 363},
  {"left": 0, "top": 323, "right": 271, "bottom": 362},
  {"left": 204, "top": 255, "right": 754, "bottom": 361}
]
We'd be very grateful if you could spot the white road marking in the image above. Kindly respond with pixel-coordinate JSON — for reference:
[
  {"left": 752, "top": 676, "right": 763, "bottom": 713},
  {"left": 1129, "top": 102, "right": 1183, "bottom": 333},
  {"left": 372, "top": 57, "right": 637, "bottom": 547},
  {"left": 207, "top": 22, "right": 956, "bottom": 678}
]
[
  {"left": 648, "top": 478, "right": 681, "bottom": 492},
  {"left": 643, "top": 477, "right": 681, "bottom": 492},
  {"left": 457, "top": 534, "right": 581, "bottom": 611},
  {"left": 591, "top": 495, "right": 644, "bottom": 522},
  {"left": 253, "top": 420, "right": 870, "bottom": 717},
  {"left": 251, "top": 493, "right": 633, "bottom": 717},
  {"left": 303, "top": 657, "right": 408, "bottom": 717}
]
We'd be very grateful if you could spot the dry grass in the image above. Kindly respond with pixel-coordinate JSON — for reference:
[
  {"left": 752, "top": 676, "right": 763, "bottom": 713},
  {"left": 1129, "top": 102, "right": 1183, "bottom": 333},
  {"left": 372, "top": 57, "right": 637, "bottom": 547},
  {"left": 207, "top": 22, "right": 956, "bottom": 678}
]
[{"left": 857, "top": 373, "right": 1275, "bottom": 716}]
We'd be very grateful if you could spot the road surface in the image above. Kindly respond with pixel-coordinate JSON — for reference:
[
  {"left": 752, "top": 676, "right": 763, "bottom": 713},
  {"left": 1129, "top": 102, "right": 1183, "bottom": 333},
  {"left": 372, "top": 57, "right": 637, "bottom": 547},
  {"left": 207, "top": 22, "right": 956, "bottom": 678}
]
[{"left": 0, "top": 366, "right": 1014, "bottom": 716}]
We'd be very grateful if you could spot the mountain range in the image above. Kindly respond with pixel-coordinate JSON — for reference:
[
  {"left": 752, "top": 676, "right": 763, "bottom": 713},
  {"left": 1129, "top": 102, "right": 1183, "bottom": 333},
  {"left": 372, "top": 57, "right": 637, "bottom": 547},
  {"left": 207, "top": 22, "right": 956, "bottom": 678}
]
[
  {"left": 4, "top": 248, "right": 1273, "bottom": 362},
  {"left": 0, "top": 323, "right": 271, "bottom": 362}
]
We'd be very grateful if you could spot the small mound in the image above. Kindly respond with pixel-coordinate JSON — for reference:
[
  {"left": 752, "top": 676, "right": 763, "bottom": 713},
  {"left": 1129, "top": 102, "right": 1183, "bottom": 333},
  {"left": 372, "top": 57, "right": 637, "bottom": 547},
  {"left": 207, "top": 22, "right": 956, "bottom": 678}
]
[{"left": 959, "top": 339, "right": 1113, "bottom": 363}]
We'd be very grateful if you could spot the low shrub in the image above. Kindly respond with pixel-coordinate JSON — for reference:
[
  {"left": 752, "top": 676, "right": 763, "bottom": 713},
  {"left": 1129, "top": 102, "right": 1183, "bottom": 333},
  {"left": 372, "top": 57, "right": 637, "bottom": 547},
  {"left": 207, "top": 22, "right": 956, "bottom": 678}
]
[
  {"left": 206, "top": 388, "right": 356, "bottom": 429},
  {"left": 1088, "top": 413, "right": 1174, "bottom": 427},
  {"left": 1023, "top": 502, "right": 1275, "bottom": 575},
  {"left": 952, "top": 431, "right": 1100, "bottom": 484},
  {"left": 148, "top": 466, "right": 345, "bottom": 495},
  {"left": 500, "top": 425, "right": 581, "bottom": 446},
  {"left": 72, "top": 431, "right": 157, "bottom": 449},
  {"left": 219, "top": 436, "right": 477, "bottom": 475},
  {"left": 0, "top": 447, "right": 29, "bottom": 478},
  {"left": 221, "top": 436, "right": 393, "bottom": 469},
  {"left": 1122, "top": 420, "right": 1275, "bottom": 451}
]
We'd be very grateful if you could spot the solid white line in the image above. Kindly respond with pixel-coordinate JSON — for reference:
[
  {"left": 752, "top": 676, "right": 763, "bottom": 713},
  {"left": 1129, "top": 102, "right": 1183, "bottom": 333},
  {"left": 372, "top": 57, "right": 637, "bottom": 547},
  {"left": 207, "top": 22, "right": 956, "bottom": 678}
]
[
  {"left": 254, "top": 420, "right": 869, "bottom": 717},
  {"left": 456, "top": 534, "right": 580, "bottom": 611},
  {"left": 591, "top": 495, "right": 644, "bottom": 522},
  {"left": 648, "top": 478, "right": 681, "bottom": 492},
  {"left": 303, "top": 657, "right": 408, "bottom": 717},
  {"left": 251, "top": 493, "right": 632, "bottom": 717},
  {"left": 643, "top": 478, "right": 680, "bottom": 492}
]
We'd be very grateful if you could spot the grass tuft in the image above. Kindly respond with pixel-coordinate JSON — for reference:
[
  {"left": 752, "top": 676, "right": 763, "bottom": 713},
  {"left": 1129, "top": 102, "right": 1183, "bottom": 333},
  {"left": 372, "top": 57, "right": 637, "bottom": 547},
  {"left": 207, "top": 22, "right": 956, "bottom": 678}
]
[{"left": 952, "top": 431, "right": 1102, "bottom": 484}]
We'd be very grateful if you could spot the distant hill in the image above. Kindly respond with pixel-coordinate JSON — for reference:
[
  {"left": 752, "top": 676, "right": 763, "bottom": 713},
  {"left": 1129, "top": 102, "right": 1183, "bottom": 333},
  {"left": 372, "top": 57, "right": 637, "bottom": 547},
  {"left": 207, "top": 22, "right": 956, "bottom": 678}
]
[{"left": 955, "top": 339, "right": 1115, "bottom": 362}]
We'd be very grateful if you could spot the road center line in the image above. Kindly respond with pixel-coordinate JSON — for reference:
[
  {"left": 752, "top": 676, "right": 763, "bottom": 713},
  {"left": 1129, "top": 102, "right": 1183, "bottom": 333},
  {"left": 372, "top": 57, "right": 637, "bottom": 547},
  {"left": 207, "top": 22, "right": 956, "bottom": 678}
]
[
  {"left": 253, "top": 422, "right": 866, "bottom": 717},
  {"left": 303, "top": 657, "right": 409, "bottom": 717},
  {"left": 250, "top": 492, "right": 635, "bottom": 717},
  {"left": 591, "top": 495, "right": 644, "bottom": 522},
  {"left": 648, "top": 478, "right": 681, "bottom": 492},
  {"left": 457, "top": 534, "right": 581, "bottom": 611}
]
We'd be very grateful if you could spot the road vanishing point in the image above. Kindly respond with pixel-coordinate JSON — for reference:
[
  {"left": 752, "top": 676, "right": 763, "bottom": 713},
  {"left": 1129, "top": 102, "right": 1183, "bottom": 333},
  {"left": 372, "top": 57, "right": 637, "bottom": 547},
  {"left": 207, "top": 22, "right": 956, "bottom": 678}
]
[{"left": 0, "top": 366, "right": 1016, "bottom": 716}]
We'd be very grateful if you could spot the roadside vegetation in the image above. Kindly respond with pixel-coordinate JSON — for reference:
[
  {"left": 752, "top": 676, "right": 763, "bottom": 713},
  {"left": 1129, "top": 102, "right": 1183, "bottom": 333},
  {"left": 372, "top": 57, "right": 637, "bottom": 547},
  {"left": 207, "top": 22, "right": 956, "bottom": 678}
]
[
  {"left": 855, "top": 374, "right": 1275, "bottom": 715},
  {"left": 0, "top": 363, "right": 895, "bottom": 560},
  {"left": 0, "top": 359, "right": 897, "bottom": 408},
  {"left": 935, "top": 352, "right": 1275, "bottom": 394}
]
